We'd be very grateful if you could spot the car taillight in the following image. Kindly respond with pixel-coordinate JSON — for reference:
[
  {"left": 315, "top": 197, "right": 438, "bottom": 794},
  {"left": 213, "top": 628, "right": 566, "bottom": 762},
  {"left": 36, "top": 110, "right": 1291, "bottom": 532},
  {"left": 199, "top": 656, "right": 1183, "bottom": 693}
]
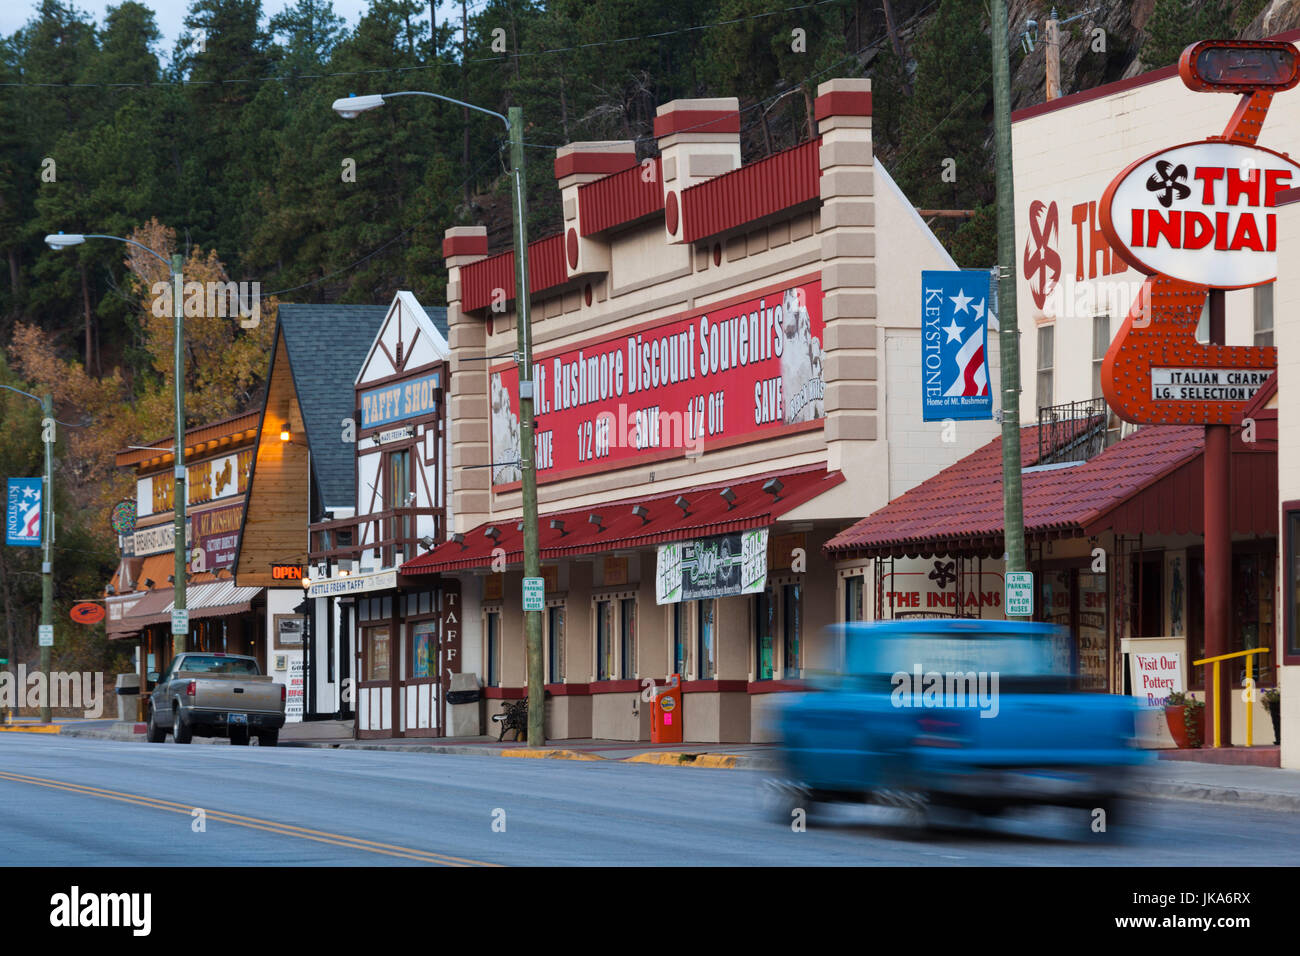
[
  {"left": 281, "top": 685, "right": 286, "bottom": 703},
  {"left": 913, "top": 716, "right": 965, "bottom": 748},
  {"left": 185, "top": 680, "right": 196, "bottom": 697}
]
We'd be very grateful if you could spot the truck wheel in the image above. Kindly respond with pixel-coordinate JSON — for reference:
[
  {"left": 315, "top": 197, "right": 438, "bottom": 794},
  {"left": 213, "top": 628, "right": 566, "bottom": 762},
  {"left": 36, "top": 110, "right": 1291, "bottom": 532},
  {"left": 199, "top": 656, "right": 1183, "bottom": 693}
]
[
  {"left": 230, "top": 726, "right": 250, "bottom": 746},
  {"left": 145, "top": 708, "right": 167, "bottom": 743},
  {"left": 172, "top": 708, "right": 193, "bottom": 744},
  {"left": 257, "top": 731, "right": 278, "bottom": 747}
]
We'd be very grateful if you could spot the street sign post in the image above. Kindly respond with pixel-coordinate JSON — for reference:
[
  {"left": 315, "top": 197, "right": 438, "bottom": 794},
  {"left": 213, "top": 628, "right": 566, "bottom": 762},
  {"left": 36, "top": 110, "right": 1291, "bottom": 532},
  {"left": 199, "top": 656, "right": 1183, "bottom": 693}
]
[
  {"left": 522, "top": 577, "right": 544, "bottom": 611},
  {"left": 171, "top": 608, "right": 189, "bottom": 636},
  {"left": 38, "top": 624, "right": 53, "bottom": 647},
  {"left": 1005, "top": 572, "right": 1034, "bottom": 617}
]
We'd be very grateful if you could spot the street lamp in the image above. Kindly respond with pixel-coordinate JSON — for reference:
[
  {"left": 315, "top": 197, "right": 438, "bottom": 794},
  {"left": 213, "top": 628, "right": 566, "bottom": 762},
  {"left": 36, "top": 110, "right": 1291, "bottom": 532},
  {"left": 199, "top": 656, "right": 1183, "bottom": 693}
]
[
  {"left": 333, "top": 92, "right": 545, "bottom": 747},
  {"left": 44, "top": 232, "right": 190, "bottom": 657},
  {"left": 0, "top": 384, "right": 54, "bottom": 722}
]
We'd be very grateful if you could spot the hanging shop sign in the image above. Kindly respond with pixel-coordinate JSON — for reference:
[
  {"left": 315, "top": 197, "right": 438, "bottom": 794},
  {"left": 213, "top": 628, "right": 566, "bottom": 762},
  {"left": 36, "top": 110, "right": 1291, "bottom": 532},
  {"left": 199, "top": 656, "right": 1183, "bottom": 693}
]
[
  {"left": 6, "top": 478, "right": 42, "bottom": 548},
  {"left": 921, "top": 270, "right": 994, "bottom": 421},
  {"left": 359, "top": 371, "right": 442, "bottom": 430},
  {"left": 491, "top": 277, "right": 824, "bottom": 486},
  {"left": 70, "top": 602, "right": 105, "bottom": 625},
  {"left": 306, "top": 568, "right": 396, "bottom": 598},
  {"left": 656, "top": 529, "right": 768, "bottom": 605},
  {"left": 1098, "top": 40, "right": 1296, "bottom": 426}
]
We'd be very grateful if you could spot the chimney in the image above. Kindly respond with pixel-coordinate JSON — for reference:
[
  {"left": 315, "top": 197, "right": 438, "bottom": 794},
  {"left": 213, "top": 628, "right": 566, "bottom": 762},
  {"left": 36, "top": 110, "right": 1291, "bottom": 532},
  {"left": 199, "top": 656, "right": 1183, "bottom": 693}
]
[
  {"left": 654, "top": 97, "right": 741, "bottom": 243},
  {"left": 555, "top": 141, "right": 636, "bottom": 278}
]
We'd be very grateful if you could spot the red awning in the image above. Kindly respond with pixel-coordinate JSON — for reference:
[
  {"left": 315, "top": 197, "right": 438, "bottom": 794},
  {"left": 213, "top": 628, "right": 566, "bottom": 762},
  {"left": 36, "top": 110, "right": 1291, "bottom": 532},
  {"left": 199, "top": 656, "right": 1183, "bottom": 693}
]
[
  {"left": 825, "top": 420, "right": 1277, "bottom": 560},
  {"left": 402, "top": 465, "right": 844, "bottom": 574}
]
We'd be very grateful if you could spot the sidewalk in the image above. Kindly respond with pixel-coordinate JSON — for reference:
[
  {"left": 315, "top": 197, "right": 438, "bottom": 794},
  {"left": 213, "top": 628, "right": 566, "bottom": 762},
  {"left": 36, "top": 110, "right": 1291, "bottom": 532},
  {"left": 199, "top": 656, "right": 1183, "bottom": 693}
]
[{"left": 43, "top": 718, "right": 1300, "bottom": 810}]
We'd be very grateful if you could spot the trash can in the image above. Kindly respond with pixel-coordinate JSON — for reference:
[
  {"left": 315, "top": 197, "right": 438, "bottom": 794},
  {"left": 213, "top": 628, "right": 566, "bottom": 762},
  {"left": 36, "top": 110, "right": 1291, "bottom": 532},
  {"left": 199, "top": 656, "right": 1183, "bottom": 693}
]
[
  {"left": 114, "top": 673, "right": 140, "bottom": 722},
  {"left": 446, "top": 673, "right": 483, "bottom": 736},
  {"left": 650, "top": 673, "right": 683, "bottom": 744}
]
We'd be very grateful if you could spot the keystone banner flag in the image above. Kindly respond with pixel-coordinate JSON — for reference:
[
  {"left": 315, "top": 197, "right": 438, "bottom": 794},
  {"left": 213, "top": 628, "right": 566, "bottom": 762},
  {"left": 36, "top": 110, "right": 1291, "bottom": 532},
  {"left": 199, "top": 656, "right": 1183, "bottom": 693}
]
[
  {"left": 921, "top": 269, "right": 994, "bottom": 422},
  {"left": 6, "top": 477, "right": 42, "bottom": 547}
]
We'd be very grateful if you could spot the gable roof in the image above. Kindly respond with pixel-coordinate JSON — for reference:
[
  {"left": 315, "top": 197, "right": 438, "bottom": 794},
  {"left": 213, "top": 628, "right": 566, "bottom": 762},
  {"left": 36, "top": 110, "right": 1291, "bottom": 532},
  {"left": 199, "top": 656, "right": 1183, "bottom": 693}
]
[
  {"left": 275, "top": 303, "right": 389, "bottom": 508},
  {"left": 355, "top": 291, "right": 450, "bottom": 386}
]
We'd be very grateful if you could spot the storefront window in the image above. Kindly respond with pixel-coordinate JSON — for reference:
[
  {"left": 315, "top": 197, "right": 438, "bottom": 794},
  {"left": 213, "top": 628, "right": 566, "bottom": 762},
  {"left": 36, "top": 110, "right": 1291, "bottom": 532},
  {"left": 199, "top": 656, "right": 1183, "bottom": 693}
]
[
  {"left": 1187, "top": 545, "right": 1277, "bottom": 686},
  {"left": 672, "top": 602, "right": 688, "bottom": 676},
  {"left": 1288, "top": 510, "right": 1300, "bottom": 662},
  {"left": 844, "top": 576, "right": 864, "bottom": 622},
  {"left": 411, "top": 621, "right": 436, "bottom": 679},
  {"left": 365, "top": 626, "right": 390, "bottom": 682},
  {"left": 620, "top": 598, "right": 636, "bottom": 679},
  {"left": 698, "top": 600, "right": 716, "bottom": 679},
  {"left": 755, "top": 588, "right": 775, "bottom": 680},
  {"left": 486, "top": 611, "right": 500, "bottom": 686},
  {"left": 547, "top": 605, "right": 565, "bottom": 684},
  {"left": 596, "top": 600, "right": 613, "bottom": 681},
  {"left": 783, "top": 583, "right": 801, "bottom": 677},
  {"left": 389, "top": 449, "right": 411, "bottom": 547}
]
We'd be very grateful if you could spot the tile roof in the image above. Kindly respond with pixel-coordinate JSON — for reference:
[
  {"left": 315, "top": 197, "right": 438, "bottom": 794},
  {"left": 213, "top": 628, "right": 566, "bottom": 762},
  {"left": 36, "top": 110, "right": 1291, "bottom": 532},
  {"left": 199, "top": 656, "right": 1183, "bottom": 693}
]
[
  {"left": 402, "top": 465, "right": 844, "bottom": 574},
  {"left": 825, "top": 422, "right": 1276, "bottom": 559},
  {"left": 276, "top": 304, "right": 390, "bottom": 508}
]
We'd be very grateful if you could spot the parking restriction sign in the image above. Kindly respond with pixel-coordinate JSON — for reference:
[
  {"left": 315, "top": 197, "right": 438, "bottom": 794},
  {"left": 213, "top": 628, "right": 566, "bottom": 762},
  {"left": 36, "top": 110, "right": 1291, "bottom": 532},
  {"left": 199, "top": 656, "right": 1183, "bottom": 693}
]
[
  {"left": 522, "top": 577, "right": 544, "bottom": 611},
  {"left": 1005, "top": 572, "right": 1034, "bottom": 617}
]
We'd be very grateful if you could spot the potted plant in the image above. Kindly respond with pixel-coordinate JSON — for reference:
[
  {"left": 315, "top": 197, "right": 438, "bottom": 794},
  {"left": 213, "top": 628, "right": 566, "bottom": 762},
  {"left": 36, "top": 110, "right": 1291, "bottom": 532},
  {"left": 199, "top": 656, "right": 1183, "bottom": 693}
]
[
  {"left": 1164, "top": 691, "right": 1205, "bottom": 749},
  {"left": 1261, "top": 687, "right": 1281, "bottom": 746}
]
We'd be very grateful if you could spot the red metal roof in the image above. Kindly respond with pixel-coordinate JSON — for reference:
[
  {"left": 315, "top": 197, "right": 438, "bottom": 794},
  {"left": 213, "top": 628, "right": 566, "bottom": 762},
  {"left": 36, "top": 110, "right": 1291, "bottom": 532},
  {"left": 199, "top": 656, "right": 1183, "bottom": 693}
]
[
  {"left": 578, "top": 157, "right": 664, "bottom": 236},
  {"left": 680, "top": 138, "right": 821, "bottom": 243},
  {"left": 460, "top": 233, "right": 569, "bottom": 312},
  {"left": 402, "top": 465, "right": 844, "bottom": 574},
  {"left": 825, "top": 422, "right": 1277, "bottom": 560}
]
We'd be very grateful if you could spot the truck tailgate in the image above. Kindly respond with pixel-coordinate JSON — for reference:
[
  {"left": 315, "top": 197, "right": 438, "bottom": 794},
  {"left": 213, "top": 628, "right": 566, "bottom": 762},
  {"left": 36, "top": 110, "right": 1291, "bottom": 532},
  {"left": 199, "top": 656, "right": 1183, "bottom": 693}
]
[{"left": 182, "top": 673, "right": 281, "bottom": 713}]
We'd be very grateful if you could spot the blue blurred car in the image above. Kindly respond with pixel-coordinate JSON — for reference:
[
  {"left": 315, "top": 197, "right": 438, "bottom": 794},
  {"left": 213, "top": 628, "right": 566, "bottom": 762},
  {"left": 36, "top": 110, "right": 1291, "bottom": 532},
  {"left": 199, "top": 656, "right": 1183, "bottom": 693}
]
[{"left": 767, "top": 619, "right": 1147, "bottom": 824}]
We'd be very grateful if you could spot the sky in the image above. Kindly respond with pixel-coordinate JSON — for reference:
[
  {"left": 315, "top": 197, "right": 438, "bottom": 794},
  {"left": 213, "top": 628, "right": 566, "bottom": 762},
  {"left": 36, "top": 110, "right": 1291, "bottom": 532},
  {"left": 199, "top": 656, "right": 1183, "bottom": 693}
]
[{"left": 0, "top": 1, "right": 456, "bottom": 52}]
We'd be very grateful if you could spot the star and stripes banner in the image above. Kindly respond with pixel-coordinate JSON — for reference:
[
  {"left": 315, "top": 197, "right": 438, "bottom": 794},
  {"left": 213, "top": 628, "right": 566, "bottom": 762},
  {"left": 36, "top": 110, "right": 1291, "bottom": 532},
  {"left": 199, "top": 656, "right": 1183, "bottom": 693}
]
[
  {"left": 6, "top": 477, "right": 43, "bottom": 548},
  {"left": 921, "top": 269, "right": 994, "bottom": 422}
]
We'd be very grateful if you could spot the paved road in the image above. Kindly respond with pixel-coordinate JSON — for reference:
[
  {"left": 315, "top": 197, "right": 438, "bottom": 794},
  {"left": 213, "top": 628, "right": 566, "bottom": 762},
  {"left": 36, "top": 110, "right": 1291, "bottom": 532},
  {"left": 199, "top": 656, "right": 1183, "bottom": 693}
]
[{"left": 2, "top": 734, "right": 1298, "bottom": 866}]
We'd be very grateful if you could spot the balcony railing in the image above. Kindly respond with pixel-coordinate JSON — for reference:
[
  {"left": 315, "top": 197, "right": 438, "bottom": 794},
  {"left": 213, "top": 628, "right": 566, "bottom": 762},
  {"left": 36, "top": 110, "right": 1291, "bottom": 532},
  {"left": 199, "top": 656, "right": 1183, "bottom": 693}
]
[
  {"left": 1037, "top": 398, "right": 1108, "bottom": 466},
  {"left": 308, "top": 507, "right": 444, "bottom": 573}
]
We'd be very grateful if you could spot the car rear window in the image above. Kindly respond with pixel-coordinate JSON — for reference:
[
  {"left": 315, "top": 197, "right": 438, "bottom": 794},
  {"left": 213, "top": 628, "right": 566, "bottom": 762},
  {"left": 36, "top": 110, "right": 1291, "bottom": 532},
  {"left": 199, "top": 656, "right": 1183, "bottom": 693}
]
[{"left": 178, "top": 656, "right": 259, "bottom": 676}]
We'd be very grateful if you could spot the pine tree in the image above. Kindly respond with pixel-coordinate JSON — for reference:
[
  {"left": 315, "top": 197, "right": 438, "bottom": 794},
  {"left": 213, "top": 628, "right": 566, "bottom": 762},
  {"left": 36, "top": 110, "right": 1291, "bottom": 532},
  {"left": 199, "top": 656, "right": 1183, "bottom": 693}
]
[{"left": 1143, "top": 0, "right": 1233, "bottom": 69}]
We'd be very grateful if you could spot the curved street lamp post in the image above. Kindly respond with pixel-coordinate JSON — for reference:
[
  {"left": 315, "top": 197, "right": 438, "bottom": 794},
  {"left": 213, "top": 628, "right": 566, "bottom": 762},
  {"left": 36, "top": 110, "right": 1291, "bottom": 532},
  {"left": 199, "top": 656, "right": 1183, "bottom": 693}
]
[
  {"left": 332, "top": 92, "right": 545, "bottom": 747},
  {"left": 44, "top": 233, "right": 189, "bottom": 658}
]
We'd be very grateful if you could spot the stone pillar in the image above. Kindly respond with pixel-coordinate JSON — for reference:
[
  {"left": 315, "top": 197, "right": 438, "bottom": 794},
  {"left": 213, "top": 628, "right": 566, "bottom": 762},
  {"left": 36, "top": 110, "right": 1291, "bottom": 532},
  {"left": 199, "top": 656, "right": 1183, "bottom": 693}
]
[
  {"left": 556, "top": 141, "right": 636, "bottom": 278},
  {"left": 654, "top": 97, "right": 741, "bottom": 244},
  {"left": 816, "top": 79, "right": 881, "bottom": 494},
  {"left": 443, "top": 225, "right": 490, "bottom": 532}
]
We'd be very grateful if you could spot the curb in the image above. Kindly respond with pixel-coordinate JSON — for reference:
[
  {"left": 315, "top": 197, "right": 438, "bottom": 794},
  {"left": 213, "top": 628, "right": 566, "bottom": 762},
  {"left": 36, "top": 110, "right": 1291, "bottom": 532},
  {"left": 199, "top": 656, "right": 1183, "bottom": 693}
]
[
  {"left": 1130, "top": 779, "right": 1300, "bottom": 813},
  {"left": 0, "top": 724, "right": 62, "bottom": 734},
  {"left": 624, "top": 751, "right": 744, "bottom": 769},
  {"left": 500, "top": 748, "right": 605, "bottom": 762}
]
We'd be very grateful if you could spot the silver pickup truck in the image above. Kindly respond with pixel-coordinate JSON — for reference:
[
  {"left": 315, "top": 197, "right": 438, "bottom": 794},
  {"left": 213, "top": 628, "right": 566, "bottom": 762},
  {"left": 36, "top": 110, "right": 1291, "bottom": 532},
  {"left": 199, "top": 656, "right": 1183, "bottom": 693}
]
[{"left": 146, "top": 652, "right": 285, "bottom": 746}]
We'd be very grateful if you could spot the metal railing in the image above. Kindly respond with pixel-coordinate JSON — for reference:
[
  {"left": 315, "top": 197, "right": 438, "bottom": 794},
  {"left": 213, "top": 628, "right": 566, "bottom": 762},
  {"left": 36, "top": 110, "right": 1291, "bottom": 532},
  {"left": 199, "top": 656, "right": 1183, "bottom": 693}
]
[
  {"left": 1192, "top": 647, "right": 1271, "bottom": 748},
  {"left": 1037, "top": 398, "right": 1108, "bottom": 465},
  {"left": 308, "top": 507, "right": 444, "bottom": 572}
]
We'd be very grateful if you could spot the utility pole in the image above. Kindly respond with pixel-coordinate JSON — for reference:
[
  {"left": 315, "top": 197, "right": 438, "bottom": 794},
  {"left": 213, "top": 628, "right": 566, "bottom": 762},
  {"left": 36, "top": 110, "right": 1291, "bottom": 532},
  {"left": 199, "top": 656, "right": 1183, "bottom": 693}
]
[
  {"left": 462, "top": 0, "right": 470, "bottom": 204},
  {"left": 992, "top": 0, "right": 1027, "bottom": 576},
  {"left": 171, "top": 253, "right": 188, "bottom": 656},
  {"left": 509, "top": 107, "right": 544, "bottom": 747},
  {"left": 1045, "top": 9, "right": 1061, "bottom": 101},
  {"left": 39, "top": 393, "right": 53, "bottom": 723}
]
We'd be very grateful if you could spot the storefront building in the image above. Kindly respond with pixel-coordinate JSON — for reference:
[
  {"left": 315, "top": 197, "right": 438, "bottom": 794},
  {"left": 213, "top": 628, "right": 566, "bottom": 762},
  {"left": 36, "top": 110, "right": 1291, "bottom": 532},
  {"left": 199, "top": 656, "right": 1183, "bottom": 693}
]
[
  {"left": 233, "top": 301, "right": 390, "bottom": 723},
  {"left": 863, "top": 30, "right": 1300, "bottom": 747},
  {"left": 105, "top": 413, "right": 264, "bottom": 715},
  {"left": 302, "top": 292, "right": 452, "bottom": 739},
  {"left": 403, "top": 78, "right": 1002, "bottom": 743}
]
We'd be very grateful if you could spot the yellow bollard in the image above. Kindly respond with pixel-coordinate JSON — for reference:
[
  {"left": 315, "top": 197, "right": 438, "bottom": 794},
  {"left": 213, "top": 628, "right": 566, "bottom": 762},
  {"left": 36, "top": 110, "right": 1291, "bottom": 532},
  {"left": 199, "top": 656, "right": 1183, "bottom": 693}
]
[
  {"left": 1212, "top": 662, "right": 1221, "bottom": 749},
  {"left": 1246, "top": 654, "right": 1254, "bottom": 748}
]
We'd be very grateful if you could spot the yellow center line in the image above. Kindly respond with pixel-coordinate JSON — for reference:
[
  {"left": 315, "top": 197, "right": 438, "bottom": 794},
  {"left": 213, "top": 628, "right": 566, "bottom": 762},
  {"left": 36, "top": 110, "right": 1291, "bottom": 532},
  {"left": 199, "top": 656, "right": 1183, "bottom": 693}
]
[{"left": 0, "top": 770, "right": 500, "bottom": 866}]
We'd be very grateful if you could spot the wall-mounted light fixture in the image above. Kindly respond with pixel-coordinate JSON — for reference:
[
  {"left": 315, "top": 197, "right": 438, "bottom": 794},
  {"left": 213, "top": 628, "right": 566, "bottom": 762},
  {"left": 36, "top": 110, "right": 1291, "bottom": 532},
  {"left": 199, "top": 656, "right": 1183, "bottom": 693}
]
[
  {"left": 589, "top": 513, "right": 604, "bottom": 532},
  {"left": 484, "top": 526, "right": 501, "bottom": 542},
  {"left": 550, "top": 519, "right": 568, "bottom": 537},
  {"left": 719, "top": 487, "right": 737, "bottom": 510},
  {"left": 675, "top": 495, "right": 691, "bottom": 517},
  {"left": 451, "top": 532, "right": 467, "bottom": 550},
  {"left": 763, "top": 478, "right": 784, "bottom": 502},
  {"left": 632, "top": 505, "right": 651, "bottom": 525},
  {"left": 280, "top": 426, "right": 292, "bottom": 443},
  {"left": 144, "top": 578, "right": 156, "bottom": 589}
]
